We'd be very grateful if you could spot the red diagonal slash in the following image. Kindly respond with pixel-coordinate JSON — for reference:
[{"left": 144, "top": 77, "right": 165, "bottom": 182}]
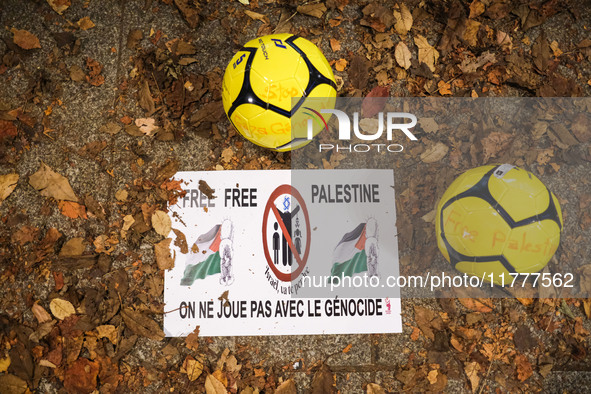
[{"left": 270, "top": 204, "right": 303, "bottom": 268}]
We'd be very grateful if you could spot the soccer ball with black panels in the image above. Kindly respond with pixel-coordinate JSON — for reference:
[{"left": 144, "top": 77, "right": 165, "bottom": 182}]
[
  {"left": 435, "top": 164, "right": 563, "bottom": 283},
  {"left": 222, "top": 33, "right": 337, "bottom": 151}
]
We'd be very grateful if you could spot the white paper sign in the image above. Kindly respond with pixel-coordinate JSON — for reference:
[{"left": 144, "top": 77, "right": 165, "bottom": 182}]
[{"left": 164, "top": 170, "right": 401, "bottom": 336}]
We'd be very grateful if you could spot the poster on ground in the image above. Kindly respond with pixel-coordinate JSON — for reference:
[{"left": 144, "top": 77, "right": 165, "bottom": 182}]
[{"left": 164, "top": 170, "right": 401, "bottom": 337}]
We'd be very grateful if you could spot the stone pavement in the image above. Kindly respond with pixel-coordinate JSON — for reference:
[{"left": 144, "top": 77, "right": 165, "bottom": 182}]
[{"left": 1, "top": 0, "right": 590, "bottom": 392}]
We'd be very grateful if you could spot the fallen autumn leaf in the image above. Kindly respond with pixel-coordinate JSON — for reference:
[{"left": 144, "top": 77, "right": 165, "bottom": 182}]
[
  {"left": 49, "top": 298, "right": 76, "bottom": 320},
  {"left": 11, "top": 28, "right": 41, "bottom": 50},
  {"left": 0, "top": 174, "right": 18, "bottom": 205},
  {"left": 152, "top": 210, "right": 172, "bottom": 236},
  {"left": 29, "top": 162, "right": 78, "bottom": 202}
]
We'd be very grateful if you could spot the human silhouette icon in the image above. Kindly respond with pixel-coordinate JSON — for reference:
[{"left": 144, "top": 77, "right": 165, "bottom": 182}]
[
  {"left": 294, "top": 227, "right": 302, "bottom": 254},
  {"left": 272, "top": 222, "right": 280, "bottom": 265},
  {"left": 278, "top": 209, "right": 292, "bottom": 266}
]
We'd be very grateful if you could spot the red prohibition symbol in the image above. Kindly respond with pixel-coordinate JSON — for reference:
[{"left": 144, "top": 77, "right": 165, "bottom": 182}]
[{"left": 262, "top": 184, "right": 311, "bottom": 282}]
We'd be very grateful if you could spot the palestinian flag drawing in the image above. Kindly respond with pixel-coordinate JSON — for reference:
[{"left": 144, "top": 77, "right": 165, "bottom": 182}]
[
  {"left": 330, "top": 219, "right": 379, "bottom": 278},
  {"left": 181, "top": 224, "right": 222, "bottom": 286}
]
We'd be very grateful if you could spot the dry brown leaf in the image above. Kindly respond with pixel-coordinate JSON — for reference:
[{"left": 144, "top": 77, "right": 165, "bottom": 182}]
[
  {"left": 438, "top": 80, "right": 452, "bottom": 95},
  {"left": 393, "top": 3, "right": 413, "bottom": 36},
  {"left": 532, "top": 33, "right": 551, "bottom": 74},
  {"left": 275, "top": 379, "right": 297, "bottom": 394},
  {"left": 583, "top": 299, "right": 591, "bottom": 319},
  {"left": 121, "top": 307, "right": 165, "bottom": 341},
  {"left": 115, "top": 189, "right": 128, "bottom": 201},
  {"left": 96, "top": 325, "right": 117, "bottom": 344},
  {"left": 69, "top": 65, "right": 86, "bottom": 82},
  {"left": 152, "top": 210, "right": 172, "bottom": 236},
  {"left": 41, "top": 228, "right": 62, "bottom": 250},
  {"left": 415, "top": 35, "right": 439, "bottom": 72},
  {"left": 174, "top": 0, "right": 200, "bottom": 28},
  {"left": 548, "top": 123, "right": 578, "bottom": 148},
  {"left": 275, "top": 10, "right": 294, "bottom": 34},
  {"left": 550, "top": 40, "right": 563, "bottom": 57},
  {"left": 464, "top": 362, "right": 480, "bottom": 392},
  {"left": 458, "top": 298, "right": 493, "bottom": 313},
  {"left": 330, "top": 38, "right": 341, "bottom": 52},
  {"left": 539, "top": 362, "right": 553, "bottom": 378},
  {"left": 419, "top": 118, "right": 438, "bottom": 133},
  {"left": 481, "top": 132, "right": 513, "bottom": 161},
  {"left": 77, "top": 16, "right": 95, "bottom": 30},
  {"left": 98, "top": 122, "right": 120, "bottom": 136},
  {"left": 244, "top": 10, "right": 267, "bottom": 22},
  {"left": 516, "top": 297, "right": 534, "bottom": 306},
  {"left": 366, "top": 382, "right": 385, "bottom": 394},
  {"left": 421, "top": 209, "right": 436, "bottom": 223},
  {"left": 221, "top": 147, "right": 234, "bottom": 164},
  {"left": 59, "top": 237, "right": 86, "bottom": 257},
  {"left": 155, "top": 238, "right": 175, "bottom": 270},
  {"left": 46, "top": 0, "right": 70, "bottom": 14},
  {"left": 450, "top": 334, "right": 464, "bottom": 352},
  {"left": 29, "top": 162, "right": 78, "bottom": 201},
  {"left": 205, "top": 374, "right": 228, "bottom": 393},
  {"left": 85, "top": 57, "right": 105, "bottom": 86},
  {"left": 0, "top": 374, "right": 28, "bottom": 394},
  {"left": 311, "top": 363, "right": 336, "bottom": 394},
  {"left": 413, "top": 305, "right": 443, "bottom": 341},
  {"left": 122, "top": 215, "right": 135, "bottom": 231},
  {"left": 173, "top": 229, "right": 189, "bottom": 254},
  {"left": 463, "top": 20, "right": 481, "bottom": 47},
  {"left": 139, "top": 80, "right": 155, "bottom": 115},
  {"left": 0, "top": 120, "right": 18, "bottom": 140},
  {"left": 225, "top": 355, "right": 241, "bottom": 375},
  {"left": 63, "top": 358, "right": 99, "bottom": 393},
  {"left": 94, "top": 234, "right": 115, "bottom": 254},
  {"left": 0, "top": 174, "right": 18, "bottom": 205},
  {"left": 536, "top": 148, "right": 554, "bottom": 165},
  {"left": 427, "top": 370, "right": 438, "bottom": 384},
  {"left": 213, "top": 369, "right": 228, "bottom": 388},
  {"left": 410, "top": 326, "right": 420, "bottom": 340},
  {"left": 335, "top": 58, "right": 348, "bottom": 72},
  {"left": 0, "top": 356, "right": 9, "bottom": 373},
  {"left": 515, "top": 353, "right": 533, "bottom": 381},
  {"left": 175, "top": 40, "right": 196, "bottom": 56},
  {"left": 348, "top": 56, "right": 369, "bottom": 89},
  {"left": 572, "top": 113, "right": 591, "bottom": 142},
  {"left": 459, "top": 51, "right": 496, "bottom": 74},
  {"left": 185, "top": 326, "right": 200, "bottom": 351},
  {"left": 361, "top": 85, "right": 389, "bottom": 118},
  {"left": 496, "top": 31, "right": 513, "bottom": 51},
  {"left": 191, "top": 101, "right": 225, "bottom": 126},
  {"left": 394, "top": 41, "right": 411, "bottom": 70},
  {"left": 182, "top": 356, "right": 204, "bottom": 382},
  {"left": 58, "top": 201, "right": 88, "bottom": 219},
  {"left": 469, "top": 0, "right": 485, "bottom": 19},
  {"left": 49, "top": 298, "right": 76, "bottom": 320},
  {"left": 32, "top": 303, "right": 52, "bottom": 324},
  {"left": 127, "top": 29, "right": 143, "bottom": 49},
  {"left": 12, "top": 225, "right": 39, "bottom": 246},
  {"left": 135, "top": 117, "right": 158, "bottom": 136},
  {"left": 420, "top": 142, "right": 449, "bottom": 163},
  {"left": 11, "top": 28, "right": 41, "bottom": 50},
  {"left": 297, "top": 3, "right": 327, "bottom": 18}
]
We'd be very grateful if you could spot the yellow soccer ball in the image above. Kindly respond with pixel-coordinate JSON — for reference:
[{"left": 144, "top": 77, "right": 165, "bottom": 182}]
[
  {"left": 435, "top": 164, "right": 563, "bottom": 284},
  {"left": 221, "top": 34, "right": 337, "bottom": 151}
]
